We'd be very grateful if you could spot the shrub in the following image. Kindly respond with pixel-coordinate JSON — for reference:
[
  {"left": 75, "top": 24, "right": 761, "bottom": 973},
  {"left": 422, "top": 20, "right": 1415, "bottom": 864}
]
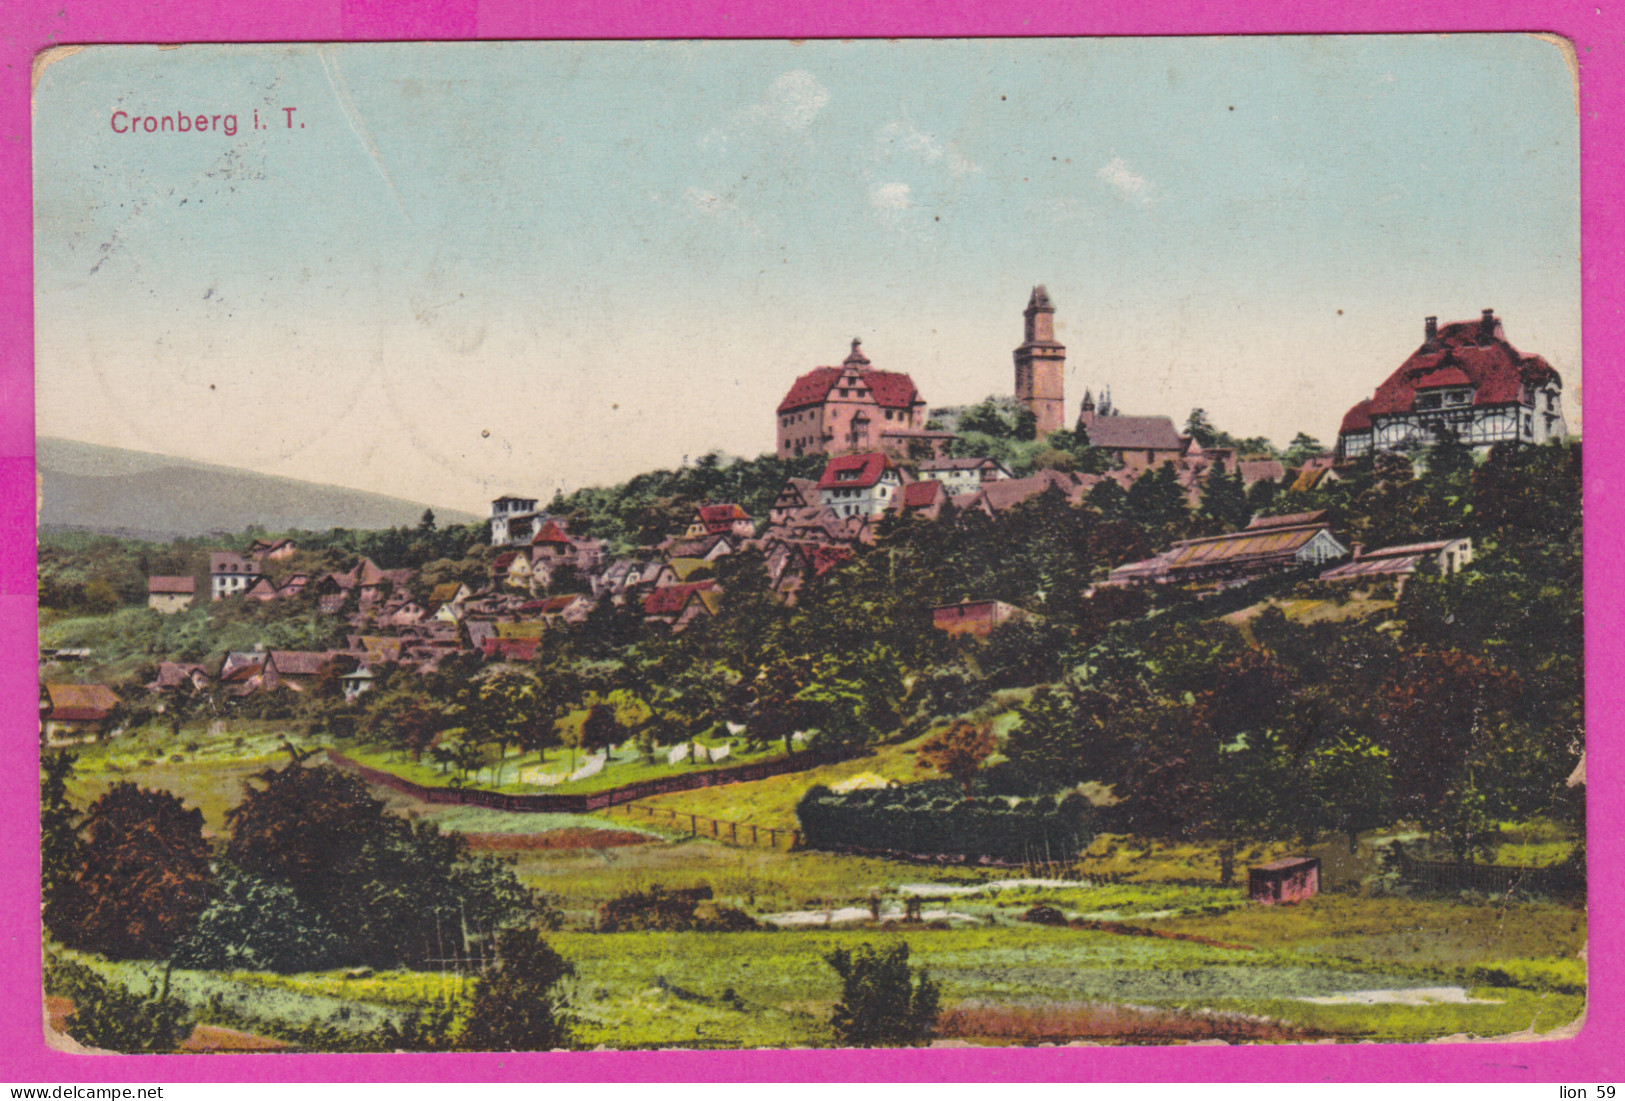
[
  {"left": 825, "top": 942, "right": 940, "bottom": 1047},
  {"left": 457, "top": 928, "right": 574, "bottom": 1051},
  {"left": 171, "top": 864, "right": 345, "bottom": 973},
  {"left": 595, "top": 884, "right": 759, "bottom": 932},
  {"left": 45, "top": 954, "right": 190, "bottom": 1053}
]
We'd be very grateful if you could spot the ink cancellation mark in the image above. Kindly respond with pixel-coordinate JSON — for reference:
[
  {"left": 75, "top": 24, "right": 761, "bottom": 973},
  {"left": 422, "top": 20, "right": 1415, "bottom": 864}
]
[{"left": 109, "top": 106, "right": 303, "bottom": 137}]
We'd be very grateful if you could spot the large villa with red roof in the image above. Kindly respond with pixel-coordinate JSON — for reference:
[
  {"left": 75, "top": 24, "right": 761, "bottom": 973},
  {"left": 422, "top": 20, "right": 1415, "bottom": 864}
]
[
  {"left": 1336, "top": 310, "right": 1568, "bottom": 462},
  {"left": 776, "top": 339, "right": 948, "bottom": 459}
]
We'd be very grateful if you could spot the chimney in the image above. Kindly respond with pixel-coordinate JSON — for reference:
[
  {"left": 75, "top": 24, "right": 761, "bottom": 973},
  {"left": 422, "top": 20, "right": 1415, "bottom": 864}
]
[
  {"left": 1424, "top": 316, "right": 1437, "bottom": 342},
  {"left": 1351, "top": 543, "right": 1364, "bottom": 561},
  {"left": 1479, "top": 309, "right": 1496, "bottom": 344}
]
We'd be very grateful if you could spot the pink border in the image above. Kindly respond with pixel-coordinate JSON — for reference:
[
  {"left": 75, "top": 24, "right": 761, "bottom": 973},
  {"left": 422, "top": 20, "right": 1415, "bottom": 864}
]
[{"left": 3, "top": 0, "right": 1618, "bottom": 1082}]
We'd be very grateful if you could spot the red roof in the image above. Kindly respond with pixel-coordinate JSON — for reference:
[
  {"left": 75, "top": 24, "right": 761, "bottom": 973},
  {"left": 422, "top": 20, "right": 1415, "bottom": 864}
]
[
  {"left": 481, "top": 637, "right": 540, "bottom": 661},
  {"left": 147, "top": 575, "right": 195, "bottom": 594},
  {"left": 1414, "top": 366, "right": 1472, "bottom": 389},
  {"left": 1346, "top": 316, "right": 1561, "bottom": 427},
  {"left": 642, "top": 579, "right": 717, "bottom": 616},
  {"left": 1339, "top": 398, "right": 1374, "bottom": 434},
  {"left": 697, "top": 504, "right": 749, "bottom": 529},
  {"left": 1077, "top": 412, "right": 1184, "bottom": 452},
  {"left": 492, "top": 551, "right": 518, "bottom": 570},
  {"left": 817, "top": 452, "right": 896, "bottom": 490},
  {"left": 531, "top": 520, "right": 572, "bottom": 545},
  {"left": 777, "top": 365, "right": 921, "bottom": 414},
  {"left": 898, "top": 481, "right": 944, "bottom": 509}
]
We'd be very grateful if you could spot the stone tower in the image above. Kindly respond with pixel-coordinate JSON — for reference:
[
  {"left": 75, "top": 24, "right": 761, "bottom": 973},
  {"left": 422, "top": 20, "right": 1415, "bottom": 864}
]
[{"left": 1014, "top": 285, "right": 1066, "bottom": 437}]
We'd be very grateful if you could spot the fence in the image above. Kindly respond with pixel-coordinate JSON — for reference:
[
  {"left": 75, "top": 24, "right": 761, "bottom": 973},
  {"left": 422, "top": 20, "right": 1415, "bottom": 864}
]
[
  {"left": 325, "top": 745, "right": 862, "bottom": 816},
  {"left": 604, "top": 802, "right": 801, "bottom": 850},
  {"left": 1397, "top": 856, "right": 1579, "bottom": 897}
]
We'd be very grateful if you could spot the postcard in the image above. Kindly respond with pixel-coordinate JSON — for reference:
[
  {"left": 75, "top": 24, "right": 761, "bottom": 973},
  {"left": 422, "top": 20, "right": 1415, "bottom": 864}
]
[{"left": 31, "top": 35, "right": 1587, "bottom": 1059}]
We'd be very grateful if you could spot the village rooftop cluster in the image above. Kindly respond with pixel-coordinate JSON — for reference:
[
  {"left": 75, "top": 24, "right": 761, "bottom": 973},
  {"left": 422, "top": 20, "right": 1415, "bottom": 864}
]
[{"left": 40, "top": 290, "right": 1566, "bottom": 741}]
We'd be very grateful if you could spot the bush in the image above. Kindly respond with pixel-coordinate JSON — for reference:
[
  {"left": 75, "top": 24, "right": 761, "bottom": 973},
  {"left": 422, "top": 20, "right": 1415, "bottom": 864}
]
[
  {"left": 826, "top": 942, "right": 940, "bottom": 1047},
  {"left": 796, "top": 781, "right": 1095, "bottom": 863},
  {"left": 45, "top": 954, "right": 191, "bottom": 1053},
  {"left": 172, "top": 864, "right": 345, "bottom": 973},
  {"left": 595, "top": 884, "right": 759, "bottom": 932},
  {"left": 457, "top": 928, "right": 574, "bottom": 1051}
]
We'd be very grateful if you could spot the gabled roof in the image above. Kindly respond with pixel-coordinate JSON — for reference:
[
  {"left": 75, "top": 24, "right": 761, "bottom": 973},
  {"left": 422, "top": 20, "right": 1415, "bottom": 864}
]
[
  {"left": 1077, "top": 411, "right": 1184, "bottom": 452},
  {"left": 965, "top": 470, "right": 1080, "bottom": 514},
  {"left": 268, "top": 650, "right": 331, "bottom": 676},
  {"left": 149, "top": 662, "right": 209, "bottom": 689},
  {"left": 642, "top": 579, "right": 719, "bottom": 617},
  {"left": 1350, "top": 315, "right": 1561, "bottom": 426},
  {"left": 147, "top": 575, "right": 195, "bottom": 594},
  {"left": 492, "top": 550, "right": 519, "bottom": 571},
  {"left": 531, "top": 520, "right": 572, "bottom": 545},
  {"left": 1339, "top": 398, "right": 1375, "bottom": 435},
  {"left": 209, "top": 551, "right": 262, "bottom": 574},
  {"left": 817, "top": 452, "right": 896, "bottom": 490},
  {"left": 1237, "top": 459, "right": 1286, "bottom": 485},
  {"left": 1160, "top": 523, "right": 1334, "bottom": 569},
  {"left": 667, "top": 557, "right": 715, "bottom": 582},
  {"left": 897, "top": 480, "right": 946, "bottom": 510},
  {"left": 697, "top": 503, "right": 749, "bottom": 528},
  {"left": 43, "top": 682, "right": 120, "bottom": 721},
  {"left": 777, "top": 364, "right": 922, "bottom": 414}
]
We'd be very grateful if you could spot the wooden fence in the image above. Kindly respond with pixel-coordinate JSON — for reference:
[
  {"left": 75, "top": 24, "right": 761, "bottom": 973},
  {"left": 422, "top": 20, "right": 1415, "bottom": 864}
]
[
  {"left": 605, "top": 802, "right": 801, "bottom": 850},
  {"left": 325, "top": 745, "right": 862, "bottom": 816}
]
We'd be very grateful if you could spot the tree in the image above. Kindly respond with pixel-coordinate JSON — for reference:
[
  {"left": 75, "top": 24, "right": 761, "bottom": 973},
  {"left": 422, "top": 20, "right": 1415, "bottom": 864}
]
[
  {"left": 41, "top": 750, "right": 82, "bottom": 944},
  {"left": 825, "top": 942, "right": 940, "bottom": 1047},
  {"left": 457, "top": 927, "right": 574, "bottom": 1051},
  {"left": 1284, "top": 432, "right": 1324, "bottom": 466},
  {"left": 418, "top": 508, "right": 437, "bottom": 533},
  {"left": 172, "top": 863, "right": 344, "bottom": 973},
  {"left": 1185, "top": 408, "right": 1219, "bottom": 448},
  {"left": 1199, "top": 464, "right": 1250, "bottom": 532},
  {"left": 68, "top": 783, "right": 213, "bottom": 959},
  {"left": 916, "top": 718, "right": 996, "bottom": 795}
]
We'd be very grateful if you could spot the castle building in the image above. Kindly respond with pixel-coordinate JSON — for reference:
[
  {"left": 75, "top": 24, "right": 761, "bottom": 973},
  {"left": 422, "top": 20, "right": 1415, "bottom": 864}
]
[
  {"left": 775, "top": 340, "right": 929, "bottom": 459},
  {"left": 1014, "top": 285, "right": 1067, "bottom": 437},
  {"left": 1336, "top": 311, "right": 1567, "bottom": 462}
]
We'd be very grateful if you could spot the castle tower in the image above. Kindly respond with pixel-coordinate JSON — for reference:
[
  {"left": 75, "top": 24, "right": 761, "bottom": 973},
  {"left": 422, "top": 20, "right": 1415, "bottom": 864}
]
[{"left": 1014, "top": 285, "right": 1066, "bottom": 437}]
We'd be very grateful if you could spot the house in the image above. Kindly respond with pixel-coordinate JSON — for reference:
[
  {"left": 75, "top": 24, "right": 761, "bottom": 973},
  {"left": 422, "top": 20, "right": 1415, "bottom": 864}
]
[
  {"left": 341, "top": 666, "right": 376, "bottom": 702},
  {"left": 1319, "top": 537, "right": 1474, "bottom": 593},
  {"left": 1104, "top": 511, "right": 1348, "bottom": 589},
  {"left": 218, "top": 651, "right": 274, "bottom": 696},
  {"left": 147, "top": 575, "right": 196, "bottom": 614},
  {"left": 244, "top": 576, "right": 281, "bottom": 602},
  {"left": 593, "top": 558, "right": 666, "bottom": 605},
  {"left": 1237, "top": 458, "right": 1288, "bottom": 486},
  {"left": 764, "top": 539, "right": 853, "bottom": 601},
  {"left": 267, "top": 650, "right": 355, "bottom": 691},
  {"left": 208, "top": 551, "right": 264, "bottom": 600},
  {"left": 915, "top": 456, "right": 1012, "bottom": 495},
  {"left": 482, "top": 637, "right": 540, "bottom": 662},
  {"left": 40, "top": 683, "right": 122, "bottom": 743},
  {"left": 536, "top": 593, "right": 594, "bottom": 624},
  {"left": 490, "top": 495, "right": 543, "bottom": 546},
  {"left": 147, "top": 662, "right": 211, "bottom": 693},
  {"left": 1336, "top": 311, "right": 1567, "bottom": 462},
  {"left": 642, "top": 579, "right": 723, "bottom": 631},
  {"left": 888, "top": 479, "right": 949, "bottom": 521},
  {"left": 953, "top": 469, "right": 1084, "bottom": 518},
  {"left": 492, "top": 550, "right": 532, "bottom": 589},
  {"left": 1075, "top": 390, "right": 1186, "bottom": 474},
  {"left": 686, "top": 503, "right": 755, "bottom": 541},
  {"left": 817, "top": 452, "right": 906, "bottom": 520},
  {"left": 1248, "top": 856, "right": 1321, "bottom": 904},
  {"left": 931, "top": 600, "right": 1034, "bottom": 637},
  {"left": 665, "top": 531, "right": 739, "bottom": 562},
  {"left": 246, "top": 538, "right": 297, "bottom": 560},
  {"left": 770, "top": 478, "right": 822, "bottom": 526},
  {"left": 776, "top": 339, "right": 929, "bottom": 459}
]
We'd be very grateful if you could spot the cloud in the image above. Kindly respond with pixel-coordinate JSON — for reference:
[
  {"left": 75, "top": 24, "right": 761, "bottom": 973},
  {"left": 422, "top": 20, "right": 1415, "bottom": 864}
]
[
  {"left": 742, "top": 70, "right": 830, "bottom": 131},
  {"left": 877, "top": 120, "right": 980, "bottom": 177},
  {"left": 869, "top": 181, "right": 912, "bottom": 212},
  {"left": 1097, "top": 156, "right": 1153, "bottom": 204},
  {"left": 680, "top": 186, "right": 762, "bottom": 235}
]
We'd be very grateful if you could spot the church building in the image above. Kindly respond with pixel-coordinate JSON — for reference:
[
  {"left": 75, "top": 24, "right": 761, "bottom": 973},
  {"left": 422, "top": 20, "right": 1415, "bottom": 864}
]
[
  {"left": 775, "top": 340, "right": 930, "bottom": 459},
  {"left": 1336, "top": 311, "right": 1567, "bottom": 462},
  {"left": 1014, "top": 285, "right": 1067, "bottom": 437}
]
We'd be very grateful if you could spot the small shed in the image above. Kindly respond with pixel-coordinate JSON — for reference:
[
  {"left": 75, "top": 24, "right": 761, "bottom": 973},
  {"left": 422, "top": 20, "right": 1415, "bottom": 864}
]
[{"left": 1247, "top": 856, "right": 1321, "bottom": 905}]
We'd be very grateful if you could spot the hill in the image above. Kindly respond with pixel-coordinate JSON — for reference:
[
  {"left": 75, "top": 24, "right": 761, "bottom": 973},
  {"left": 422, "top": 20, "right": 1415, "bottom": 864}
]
[{"left": 37, "top": 437, "right": 481, "bottom": 539}]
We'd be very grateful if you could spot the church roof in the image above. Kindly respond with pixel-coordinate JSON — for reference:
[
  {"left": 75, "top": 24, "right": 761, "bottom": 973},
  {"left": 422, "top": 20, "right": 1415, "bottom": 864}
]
[{"left": 1077, "top": 411, "right": 1184, "bottom": 452}]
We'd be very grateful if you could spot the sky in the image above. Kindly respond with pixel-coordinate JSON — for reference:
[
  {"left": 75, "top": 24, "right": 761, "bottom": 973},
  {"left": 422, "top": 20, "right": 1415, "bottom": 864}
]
[{"left": 33, "top": 37, "right": 1581, "bottom": 514}]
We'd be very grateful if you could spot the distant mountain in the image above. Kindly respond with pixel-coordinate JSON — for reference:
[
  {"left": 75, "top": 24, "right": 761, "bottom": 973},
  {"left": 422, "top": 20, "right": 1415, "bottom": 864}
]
[{"left": 37, "top": 437, "right": 482, "bottom": 540}]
